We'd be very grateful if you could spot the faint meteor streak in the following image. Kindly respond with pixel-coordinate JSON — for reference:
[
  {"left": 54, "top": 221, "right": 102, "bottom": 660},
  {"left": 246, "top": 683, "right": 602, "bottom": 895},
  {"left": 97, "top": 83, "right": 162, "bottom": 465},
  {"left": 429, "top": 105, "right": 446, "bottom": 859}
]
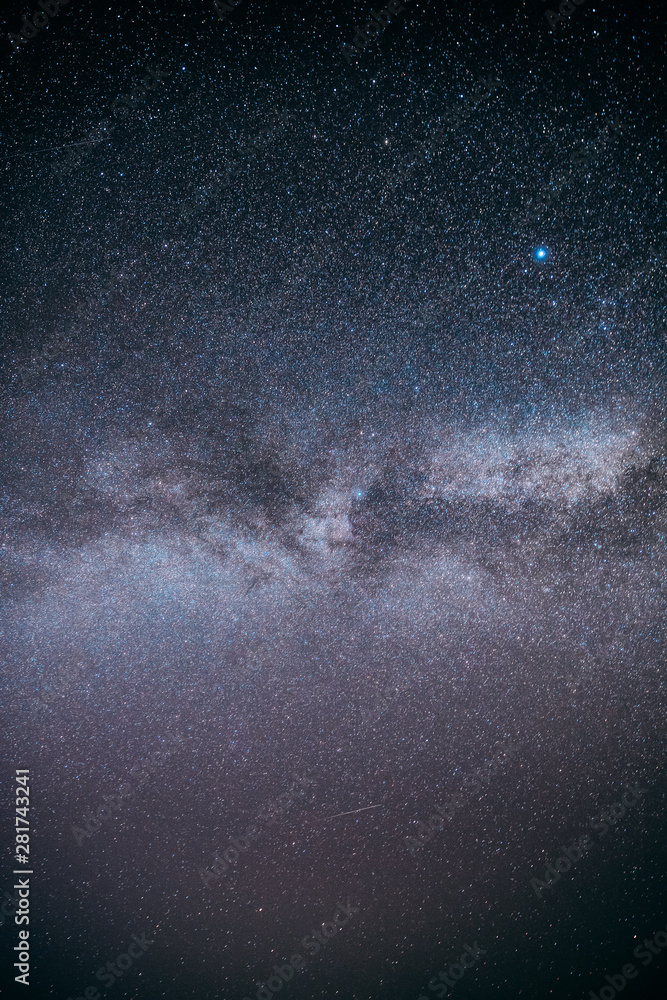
[{"left": 322, "top": 804, "right": 383, "bottom": 820}]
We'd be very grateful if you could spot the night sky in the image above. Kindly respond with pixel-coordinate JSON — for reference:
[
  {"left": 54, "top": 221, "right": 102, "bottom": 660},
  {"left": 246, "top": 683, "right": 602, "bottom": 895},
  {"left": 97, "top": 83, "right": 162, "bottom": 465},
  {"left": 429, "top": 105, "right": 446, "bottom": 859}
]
[{"left": 0, "top": 0, "right": 665, "bottom": 999}]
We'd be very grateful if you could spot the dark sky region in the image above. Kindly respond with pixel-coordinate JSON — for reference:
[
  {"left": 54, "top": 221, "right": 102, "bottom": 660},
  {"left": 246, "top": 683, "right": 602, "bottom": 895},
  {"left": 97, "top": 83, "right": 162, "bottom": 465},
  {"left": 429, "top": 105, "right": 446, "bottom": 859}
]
[{"left": 0, "top": 0, "right": 665, "bottom": 999}]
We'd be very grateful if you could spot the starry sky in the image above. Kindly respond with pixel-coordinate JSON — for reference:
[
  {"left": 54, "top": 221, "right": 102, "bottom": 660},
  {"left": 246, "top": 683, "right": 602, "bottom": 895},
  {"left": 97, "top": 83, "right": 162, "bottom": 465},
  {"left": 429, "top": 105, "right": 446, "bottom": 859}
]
[{"left": 0, "top": 0, "right": 665, "bottom": 998}]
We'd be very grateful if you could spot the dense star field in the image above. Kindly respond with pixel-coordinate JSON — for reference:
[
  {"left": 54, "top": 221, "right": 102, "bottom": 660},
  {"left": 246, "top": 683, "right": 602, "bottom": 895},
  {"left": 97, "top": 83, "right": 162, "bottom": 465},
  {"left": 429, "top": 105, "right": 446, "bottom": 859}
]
[{"left": 0, "top": 0, "right": 665, "bottom": 998}]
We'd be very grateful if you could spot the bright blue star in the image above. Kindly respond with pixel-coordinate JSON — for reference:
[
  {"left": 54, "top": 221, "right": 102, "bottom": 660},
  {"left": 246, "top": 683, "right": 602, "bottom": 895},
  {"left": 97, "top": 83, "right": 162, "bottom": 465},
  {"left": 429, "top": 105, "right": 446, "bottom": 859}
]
[{"left": 534, "top": 246, "right": 549, "bottom": 261}]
